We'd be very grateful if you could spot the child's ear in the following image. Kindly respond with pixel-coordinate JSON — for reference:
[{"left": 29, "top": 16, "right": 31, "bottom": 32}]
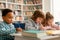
[{"left": 2, "top": 16, "right": 5, "bottom": 19}]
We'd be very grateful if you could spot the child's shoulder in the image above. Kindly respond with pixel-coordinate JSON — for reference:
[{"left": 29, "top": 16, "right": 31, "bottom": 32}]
[
  {"left": 25, "top": 19, "right": 32, "bottom": 23},
  {"left": 0, "top": 21, "right": 5, "bottom": 27},
  {"left": 0, "top": 21, "right": 4, "bottom": 25}
]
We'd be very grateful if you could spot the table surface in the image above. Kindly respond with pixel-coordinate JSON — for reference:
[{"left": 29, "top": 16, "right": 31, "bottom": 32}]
[{"left": 10, "top": 33, "right": 60, "bottom": 40}]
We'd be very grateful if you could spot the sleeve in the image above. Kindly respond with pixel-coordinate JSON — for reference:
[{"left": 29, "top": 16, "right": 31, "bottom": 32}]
[
  {"left": 0, "top": 24, "right": 9, "bottom": 35},
  {"left": 53, "top": 24, "right": 59, "bottom": 30},
  {"left": 25, "top": 20, "right": 36, "bottom": 30}
]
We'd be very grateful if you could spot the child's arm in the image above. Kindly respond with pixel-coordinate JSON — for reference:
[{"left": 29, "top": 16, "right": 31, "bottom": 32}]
[
  {"left": 16, "top": 28, "right": 22, "bottom": 32},
  {"left": 39, "top": 24, "right": 46, "bottom": 30},
  {"left": 40, "top": 25, "right": 56, "bottom": 30},
  {"left": 52, "top": 24, "right": 60, "bottom": 30}
]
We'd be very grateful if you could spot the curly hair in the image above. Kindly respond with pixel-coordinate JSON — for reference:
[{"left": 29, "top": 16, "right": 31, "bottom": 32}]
[{"left": 31, "top": 10, "right": 44, "bottom": 22}]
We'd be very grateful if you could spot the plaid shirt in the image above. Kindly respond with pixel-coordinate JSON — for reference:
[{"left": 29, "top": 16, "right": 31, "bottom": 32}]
[
  {"left": 0, "top": 21, "right": 16, "bottom": 40},
  {"left": 25, "top": 19, "right": 40, "bottom": 30}
]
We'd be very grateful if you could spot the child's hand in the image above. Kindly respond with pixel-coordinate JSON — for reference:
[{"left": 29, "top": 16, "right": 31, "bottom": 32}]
[
  {"left": 39, "top": 24, "right": 44, "bottom": 30},
  {"left": 16, "top": 28, "right": 22, "bottom": 32}
]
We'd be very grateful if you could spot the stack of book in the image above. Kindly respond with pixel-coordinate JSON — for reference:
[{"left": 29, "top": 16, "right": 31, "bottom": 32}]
[{"left": 22, "top": 30, "right": 47, "bottom": 38}]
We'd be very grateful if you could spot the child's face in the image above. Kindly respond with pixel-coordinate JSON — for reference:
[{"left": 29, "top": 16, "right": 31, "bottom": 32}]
[
  {"left": 3, "top": 12, "right": 14, "bottom": 24},
  {"left": 19, "top": 16, "right": 23, "bottom": 21},
  {"left": 36, "top": 17, "right": 43, "bottom": 24},
  {"left": 47, "top": 19, "right": 54, "bottom": 26}
]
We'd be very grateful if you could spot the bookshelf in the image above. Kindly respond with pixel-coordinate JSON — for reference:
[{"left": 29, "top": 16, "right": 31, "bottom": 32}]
[
  {"left": 0, "top": 0, "right": 42, "bottom": 21},
  {"left": 23, "top": 0, "right": 42, "bottom": 20}
]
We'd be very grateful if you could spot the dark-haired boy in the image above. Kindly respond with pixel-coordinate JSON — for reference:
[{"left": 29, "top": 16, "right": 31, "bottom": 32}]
[{"left": 0, "top": 9, "right": 16, "bottom": 40}]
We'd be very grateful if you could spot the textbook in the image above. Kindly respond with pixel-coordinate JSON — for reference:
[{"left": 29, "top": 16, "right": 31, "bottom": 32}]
[{"left": 22, "top": 30, "right": 47, "bottom": 38}]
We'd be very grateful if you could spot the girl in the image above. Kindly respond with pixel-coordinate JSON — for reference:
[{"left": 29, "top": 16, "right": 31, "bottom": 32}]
[
  {"left": 43, "top": 12, "right": 60, "bottom": 30},
  {"left": 25, "top": 10, "right": 44, "bottom": 30}
]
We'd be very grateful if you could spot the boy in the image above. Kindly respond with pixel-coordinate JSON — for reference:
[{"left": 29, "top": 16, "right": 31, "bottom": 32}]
[{"left": 0, "top": 9, "right": 16, "bottom": 40}]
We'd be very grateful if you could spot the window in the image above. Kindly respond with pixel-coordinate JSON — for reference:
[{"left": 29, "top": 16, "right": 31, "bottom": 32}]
[{"left": 52, "top": 0, "right": 60, "bottom": 22}]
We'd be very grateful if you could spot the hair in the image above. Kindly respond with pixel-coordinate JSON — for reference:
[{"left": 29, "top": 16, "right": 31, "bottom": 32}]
[
  {"left": 46, "top": 12, "right": 54, "bottom": 20},
  {"left": 45, "top": 12, "right": 54, "bottom": 26},
  {"left": 2, "top": 9, "right": 13, "bottom": 16},
  {"left": 31, "top": 10, "right": 44, "bottom": 22},
  {"left": 41, "top": 18, "right": 46, "bottom": 26}
]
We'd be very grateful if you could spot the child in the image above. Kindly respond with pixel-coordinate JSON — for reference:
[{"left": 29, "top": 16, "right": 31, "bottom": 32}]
[
  {"left": 25, "top": 10, "right": 44, "bottom": 30},
  {"left": 43, "top": 12, "right": 60, "bottom": 30},
  {"left": 0, "top": 9, "right": 16, "bottom": 40}
]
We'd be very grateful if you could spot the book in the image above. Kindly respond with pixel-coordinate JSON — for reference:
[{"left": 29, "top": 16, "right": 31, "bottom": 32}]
[
  {"left": 22, "top": 30, "right": 47, "bottom": 38},
  {"left": 51, "top": 30, "right": 60, "bottom": 35},
  {"left": 46, "top": 30, "right": 60, "bottom": 35}
]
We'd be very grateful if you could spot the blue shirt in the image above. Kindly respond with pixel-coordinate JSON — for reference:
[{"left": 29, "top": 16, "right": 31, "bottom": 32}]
[
  {"left": 0, "top": 21, "right": 16, "bottom": 40},
  {"left": 13, "top": 21, "right": 25, "bottom": 29}
]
